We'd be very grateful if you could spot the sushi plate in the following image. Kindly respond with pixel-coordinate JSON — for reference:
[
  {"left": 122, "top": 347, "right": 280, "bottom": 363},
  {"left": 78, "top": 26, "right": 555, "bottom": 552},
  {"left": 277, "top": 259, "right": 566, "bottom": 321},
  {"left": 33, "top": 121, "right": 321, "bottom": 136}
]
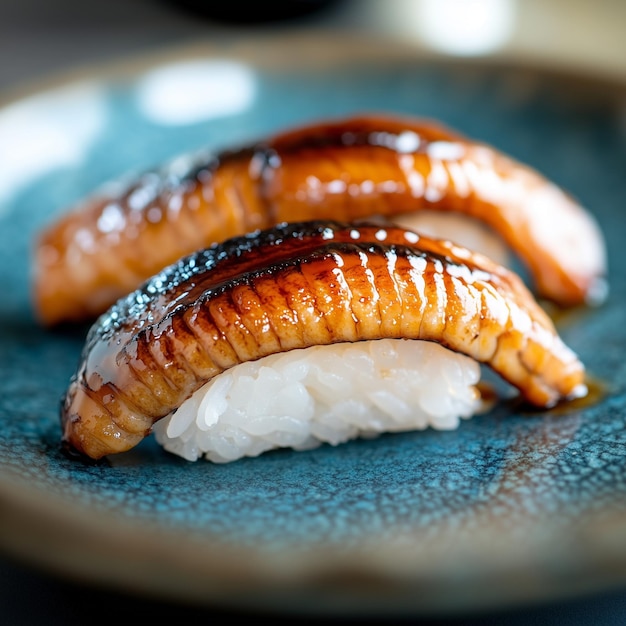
[{"left": 1, "top": 33, "right": 626, "bottom": 617}]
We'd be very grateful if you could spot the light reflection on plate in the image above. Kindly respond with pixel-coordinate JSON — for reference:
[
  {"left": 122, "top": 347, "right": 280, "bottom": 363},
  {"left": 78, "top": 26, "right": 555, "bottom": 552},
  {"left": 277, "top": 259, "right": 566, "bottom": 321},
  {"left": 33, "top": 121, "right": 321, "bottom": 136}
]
[
  {"left": 134, "top": 59, "right": 257, "bottom": 125},
  {"left": 0, "top": 83, "right": 106, "bottom": 207},
  {"left": 0, "top": 33, "right": 625, "bottom": 617}
]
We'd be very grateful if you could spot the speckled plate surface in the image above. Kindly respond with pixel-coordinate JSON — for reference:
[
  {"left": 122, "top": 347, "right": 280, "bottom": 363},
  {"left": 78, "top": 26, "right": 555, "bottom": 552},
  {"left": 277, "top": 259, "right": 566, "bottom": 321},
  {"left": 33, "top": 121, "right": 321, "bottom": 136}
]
[{"left": 1, "top": 34, "right": 625, "bottom": 617}]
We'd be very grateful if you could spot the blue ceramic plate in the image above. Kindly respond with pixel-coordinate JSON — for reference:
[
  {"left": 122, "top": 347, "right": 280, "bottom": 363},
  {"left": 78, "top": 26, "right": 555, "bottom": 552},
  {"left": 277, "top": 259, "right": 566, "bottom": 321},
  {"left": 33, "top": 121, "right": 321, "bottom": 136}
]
[{"left": 1, "top": 34, "right": 625, "bottom": 617}]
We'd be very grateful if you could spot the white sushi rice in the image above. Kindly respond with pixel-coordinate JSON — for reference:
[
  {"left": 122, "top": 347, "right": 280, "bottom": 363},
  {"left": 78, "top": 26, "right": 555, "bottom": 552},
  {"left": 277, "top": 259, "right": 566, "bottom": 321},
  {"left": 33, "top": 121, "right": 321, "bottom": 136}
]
[{"left": 153, "top": 339, "right": 484, "bottom": 463}]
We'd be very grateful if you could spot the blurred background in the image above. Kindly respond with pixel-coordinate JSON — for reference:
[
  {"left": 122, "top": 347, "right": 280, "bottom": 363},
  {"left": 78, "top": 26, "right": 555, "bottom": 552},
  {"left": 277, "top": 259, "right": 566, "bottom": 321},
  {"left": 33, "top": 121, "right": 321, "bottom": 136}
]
[
  {"left": 1, "top": 1, "right": 625, "bottom": 624},
  {"left": 1, "top": 0, "right": 625, "bottom": 96}
]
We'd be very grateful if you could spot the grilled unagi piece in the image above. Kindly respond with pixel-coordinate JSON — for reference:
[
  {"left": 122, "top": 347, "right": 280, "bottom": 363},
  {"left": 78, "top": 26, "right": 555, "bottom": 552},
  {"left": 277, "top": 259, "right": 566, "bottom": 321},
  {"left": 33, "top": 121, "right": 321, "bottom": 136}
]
[
  {"left": 34, "top": 114, "right": 607, "bottom": 326},
  {"left": 61, "top": 220, "right": 586, "bottom": 461}
]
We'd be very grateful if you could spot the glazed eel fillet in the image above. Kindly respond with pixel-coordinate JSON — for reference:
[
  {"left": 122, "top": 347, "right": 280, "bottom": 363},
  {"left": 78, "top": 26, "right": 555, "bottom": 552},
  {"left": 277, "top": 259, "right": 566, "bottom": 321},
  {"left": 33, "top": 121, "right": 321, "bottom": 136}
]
[
  {"left": 62, "top": 220, "right": 586, "bottom": 460},
  {"left": 33, "top": 114, "right": 607, "bottom": 326}
]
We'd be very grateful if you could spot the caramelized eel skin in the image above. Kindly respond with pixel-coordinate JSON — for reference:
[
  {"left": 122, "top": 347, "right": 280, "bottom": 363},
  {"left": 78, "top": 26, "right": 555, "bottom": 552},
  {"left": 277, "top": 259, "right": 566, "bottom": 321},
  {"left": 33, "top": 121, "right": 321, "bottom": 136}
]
[
  {"left": 34, "top": 115, "right": 607, "bottom": 326},
  {"left": 62, "top": 220, "right": 586, "bottom": 460}
]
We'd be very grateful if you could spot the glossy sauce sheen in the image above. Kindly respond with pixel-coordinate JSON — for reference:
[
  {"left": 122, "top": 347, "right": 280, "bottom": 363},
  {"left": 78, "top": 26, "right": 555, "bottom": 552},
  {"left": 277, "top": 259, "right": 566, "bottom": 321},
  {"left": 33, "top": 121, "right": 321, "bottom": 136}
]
[
  {"left": 34, "top": 114, "right": 607, "bottom": 326},
  {"left": 62, "top": 220, "right": 586, "bottom": 460}
]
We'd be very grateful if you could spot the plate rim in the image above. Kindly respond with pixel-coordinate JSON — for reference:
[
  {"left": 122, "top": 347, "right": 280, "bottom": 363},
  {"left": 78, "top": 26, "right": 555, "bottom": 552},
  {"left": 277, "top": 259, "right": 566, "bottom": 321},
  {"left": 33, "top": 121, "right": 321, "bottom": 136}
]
[
  {"left": 1, "top": 30, "right": 625, "bottom": 616},
  {"left": 1, "top": 30, "right": 625, "bottom": 111}
]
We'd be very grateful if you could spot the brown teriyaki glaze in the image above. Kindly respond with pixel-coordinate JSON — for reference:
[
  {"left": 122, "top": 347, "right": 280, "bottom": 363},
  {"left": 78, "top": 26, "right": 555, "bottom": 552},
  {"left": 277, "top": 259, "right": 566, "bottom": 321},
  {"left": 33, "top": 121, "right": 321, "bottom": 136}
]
[
  {"left": 34, "top": 114, "right": 607, "bottom": 326},
  {"left": 61, "top": 220, "right": 587, "bottom": 460}
]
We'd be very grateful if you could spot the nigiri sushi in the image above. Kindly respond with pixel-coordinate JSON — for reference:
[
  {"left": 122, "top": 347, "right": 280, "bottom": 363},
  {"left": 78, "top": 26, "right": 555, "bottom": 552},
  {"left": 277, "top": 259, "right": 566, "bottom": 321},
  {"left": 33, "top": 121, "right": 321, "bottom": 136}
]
[
  {"left": 61, "top": 220, "right": 586, "bottom": 463},
  {"left": 34, "top": 114, "right": 607, "bottom": 326}
]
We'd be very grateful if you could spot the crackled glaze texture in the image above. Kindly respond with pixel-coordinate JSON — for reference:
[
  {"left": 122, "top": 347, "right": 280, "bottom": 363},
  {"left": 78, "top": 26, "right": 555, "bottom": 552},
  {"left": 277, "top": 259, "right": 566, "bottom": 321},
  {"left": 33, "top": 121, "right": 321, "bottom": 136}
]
[{"left": 0, "top": 48, "right": 625, "bottom": 615}]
